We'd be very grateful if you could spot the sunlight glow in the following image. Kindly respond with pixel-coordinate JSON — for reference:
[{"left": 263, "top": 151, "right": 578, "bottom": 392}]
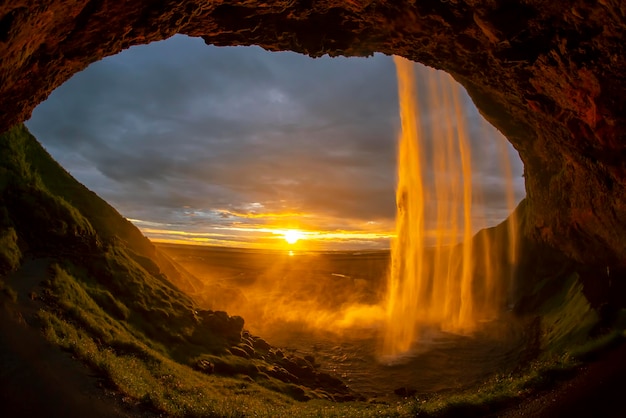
[
  {"left": 283, "top": 229, "right": 303, "bottom": 244},
  {"left": 129, "top": 218, "right": 396, "bottom": 250}
]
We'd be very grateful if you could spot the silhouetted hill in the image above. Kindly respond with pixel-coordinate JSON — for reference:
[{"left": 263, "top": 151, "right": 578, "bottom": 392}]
[
  {"left": 0, "top": 124, "right": 203, "bottom": 291},
  {"left": 0, "top": 123, "right": 243, "bottom": 350},
  {"left": 0, "top": 125, "right": 360, "bottom": 416}
]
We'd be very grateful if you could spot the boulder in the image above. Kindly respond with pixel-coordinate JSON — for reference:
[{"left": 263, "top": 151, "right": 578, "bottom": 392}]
[{"left": 198, "top": 310, "right": 243, "bottom": 342}]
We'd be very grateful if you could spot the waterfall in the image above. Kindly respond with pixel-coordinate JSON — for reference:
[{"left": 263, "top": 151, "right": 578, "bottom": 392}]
[{"left": 381, "top": 57, "right": 518, "bottom": 357}]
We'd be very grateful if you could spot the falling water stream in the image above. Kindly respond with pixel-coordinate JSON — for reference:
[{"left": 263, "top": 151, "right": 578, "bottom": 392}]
[{"left": 382, "top": 57, "right": 519, "bottom": 358}]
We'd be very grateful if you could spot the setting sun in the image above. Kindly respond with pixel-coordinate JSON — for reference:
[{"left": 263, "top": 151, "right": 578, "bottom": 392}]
[{"left": 283, "top": 229, "right": 303, "bottom": 244}]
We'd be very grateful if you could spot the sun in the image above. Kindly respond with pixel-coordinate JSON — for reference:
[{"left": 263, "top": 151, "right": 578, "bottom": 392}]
[{"left": 283, "top": 229, "right": 303, "bottom": 245}]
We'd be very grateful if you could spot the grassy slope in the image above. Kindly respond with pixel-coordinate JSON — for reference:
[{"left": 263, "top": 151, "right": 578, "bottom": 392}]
[
  {"left": 0, "top": 125, "right": 407, "bottom": 417},
  {"left": 0, "top": 125, "right": 208, "bottom": 349},
  {"left": 1, "top": 124, "right": 623, "bottom": 417}
]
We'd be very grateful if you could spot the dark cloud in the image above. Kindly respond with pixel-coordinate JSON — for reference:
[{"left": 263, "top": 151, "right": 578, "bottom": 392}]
[{"left": 26, "top": 35, "right": 525, "bottom": 248}]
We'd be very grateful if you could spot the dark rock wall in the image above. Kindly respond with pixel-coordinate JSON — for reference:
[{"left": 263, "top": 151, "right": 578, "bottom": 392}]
[{"left": 1, "top": 0, "right": 625, "bottom": 265}]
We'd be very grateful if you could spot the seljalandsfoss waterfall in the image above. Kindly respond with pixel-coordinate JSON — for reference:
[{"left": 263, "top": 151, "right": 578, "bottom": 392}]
[
  {"left": 124, "top": 55, "right": 529, "bottom": 399},
  {"left": 382, "top": 57, "right": 520, "bottom": 357}
]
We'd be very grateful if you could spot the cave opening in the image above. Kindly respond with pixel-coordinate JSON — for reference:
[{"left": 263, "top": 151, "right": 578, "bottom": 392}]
[
  {"left": 26, "top": 35, "right": 525, "bottom": 251},
  {"left": 2, "top": 1, "right": 626, "bottom": 413},
  {"left": 23, "top": 34, "right": 530, "bottom": 396}
]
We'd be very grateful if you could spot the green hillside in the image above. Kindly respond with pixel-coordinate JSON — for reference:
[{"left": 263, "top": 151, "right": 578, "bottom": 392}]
[
  {"left": 0, "top": 124, "right": 216, "bottom": 347},
  {"left": 0, "top": 125, "right": 368, "bottom": 416}
]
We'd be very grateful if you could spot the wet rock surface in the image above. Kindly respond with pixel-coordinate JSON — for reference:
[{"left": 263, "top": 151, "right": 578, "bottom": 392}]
[{"left": 1, "top": 1, "right": 625, "bottom": 265}]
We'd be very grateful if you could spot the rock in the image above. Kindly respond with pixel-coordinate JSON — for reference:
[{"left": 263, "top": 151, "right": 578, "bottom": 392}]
[
  {"left": 210, "top": 357, "right": 259, "bottom": 377},
  {"left": 197, "top": 310, "right": 243, "bottom": 342},
  {"left": 279, "top": 357, "right": 316, "bottom": 380},
  {"left": 238, "top": 342, "right": 255, "bottom": 357},
  {"left": 195, "top": 359, "right": 215, "bottom": 375},
  {"left": 316, "top": 372, "right": 346, "bottom": 389},
  {"left": 228, "top": 346, "right": 250, "bottom": 359},
  {"left": 261, "top": 351, "right": 358, "bottom": 401},
  {"left": 265, "top": 366, "right": 299, "bottom": 384},
  {"left": 1, "top": 1, "right": 626, "bottom": 267},
  {"left": 286, "top": 384, "right": 309, "bottom": 402},
  {"left": 252, "top": 336, "right": 271, "bottom": 352}
]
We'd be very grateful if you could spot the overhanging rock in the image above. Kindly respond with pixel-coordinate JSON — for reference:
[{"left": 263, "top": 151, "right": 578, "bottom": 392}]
[{"left": 1, "top": 0, "right": 624, "bottom": 265}]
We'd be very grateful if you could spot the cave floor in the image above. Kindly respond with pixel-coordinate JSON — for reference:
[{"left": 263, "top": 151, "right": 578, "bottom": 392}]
[{"left": 497, "top": 340, "right": 626, "bottom": 418}]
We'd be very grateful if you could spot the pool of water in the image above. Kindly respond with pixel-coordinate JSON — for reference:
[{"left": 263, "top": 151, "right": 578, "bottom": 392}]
[{"left": 263, "top": 315, "right": 527, "bottom": 399}]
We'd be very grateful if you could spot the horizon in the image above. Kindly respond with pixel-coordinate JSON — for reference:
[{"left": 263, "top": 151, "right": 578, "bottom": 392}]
[
  {"left": 152, "top": 238, "right": 392, "bottom": 253},
  {"left": 27, "top": 35, "right": 525, "bottom": 251}
]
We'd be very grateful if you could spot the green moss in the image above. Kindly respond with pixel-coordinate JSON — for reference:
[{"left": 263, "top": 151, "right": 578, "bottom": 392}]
[
  {"left": 539, "top": 273, "right": 599, "bottom": 353},
  {"left": 86, "top": 286, "right": 130, "bottom": 320},
  {"left": 407, "top": 269, "right": 625, "bottom": 417},
  {"left": 0, "top": 227, "right": 21, "bottom": 274},
  {"left": 407, "top": 353, "right": 578, "bottom": 417},
  {"left": 37, "top": 308, "right": 411, "bottom": 417}
]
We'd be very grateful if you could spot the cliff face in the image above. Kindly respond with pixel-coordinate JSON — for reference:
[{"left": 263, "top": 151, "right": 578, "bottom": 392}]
[{"left": 1, "top": 0, "right": 625, "bottom": 265}]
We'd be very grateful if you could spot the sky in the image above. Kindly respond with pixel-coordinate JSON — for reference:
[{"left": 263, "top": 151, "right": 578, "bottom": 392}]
[{"left": 26, "top": 35, "right": 525, "bottom": 251}]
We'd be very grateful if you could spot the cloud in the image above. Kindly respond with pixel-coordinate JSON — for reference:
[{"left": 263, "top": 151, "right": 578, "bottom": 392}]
[{"left": 26, "top": 35, "right": 525, "bottom": 249}]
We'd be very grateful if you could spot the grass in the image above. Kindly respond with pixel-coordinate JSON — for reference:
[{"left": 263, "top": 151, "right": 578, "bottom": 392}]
[
  {"left": 37, "top": 303, "right": 409, "bottom": 417},
  {"left": 2, "top": 123, "right": 626, "bottom": 416},
  {"left": 31, "top": 247, "right": 624, "bottom": 418},
  {"left": 407, "top": 269, "right": 626, "bottom": 418},
  {"left": 538, "top": 273, "right": 599, "bottom": 352},
  {"left": 0, "top": 120, "right": 406, "bottom": 416},
  {"left": 38, "top": 309, "right": 287, "bottom": 417},
  {"left": 35, "top": 264, "right": 412, "bottom": 416},
  {"left": 0, "top": 227, "right": 21, "bottom": 276},
  {"left": 36, "top": 265, "right": 283, "bottom": 417},
  {"left": 408, "top": 323, "right": 626, "bottom": 418},
  {"left": 408, "top": 354, "right": 574, "bottom": 417}
]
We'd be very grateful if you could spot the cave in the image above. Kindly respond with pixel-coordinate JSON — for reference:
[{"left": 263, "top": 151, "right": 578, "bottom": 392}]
[
  {"left": 1, "top": 0, "right": 626, "bottom": 266},
  {"left": 1, "top": 1, "right": 626, "bottom": 415}
]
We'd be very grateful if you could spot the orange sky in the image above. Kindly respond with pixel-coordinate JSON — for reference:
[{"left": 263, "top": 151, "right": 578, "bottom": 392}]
[{"left": 129, "top": 216, "right": 396, "bottom": 251}]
